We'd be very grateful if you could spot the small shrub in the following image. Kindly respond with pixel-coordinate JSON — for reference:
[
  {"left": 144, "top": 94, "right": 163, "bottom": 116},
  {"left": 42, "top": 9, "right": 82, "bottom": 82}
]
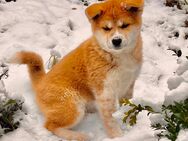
[
  {"left": 152, "top": 99, "right": 188, "bottom": 141},
  {"left": 121, "top": 99, "right": 188, "bottom": 141},
  {"left": 0, "top": 62, "right": 24, "bottom": 137},
  {"left": 120, "top": 99, "right": 153, "bottom": 126},
  {"left": 0, "top": 99, "right": 24, "bottom": 137}
]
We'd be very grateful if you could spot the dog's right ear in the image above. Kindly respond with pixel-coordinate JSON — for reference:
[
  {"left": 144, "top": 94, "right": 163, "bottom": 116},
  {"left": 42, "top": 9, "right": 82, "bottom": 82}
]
[
  {"left": 85, "top": 3, "right": 103, "bottom": 21},
  {"left": 121, "top": 0, "right": 144, "bottom": 12}
]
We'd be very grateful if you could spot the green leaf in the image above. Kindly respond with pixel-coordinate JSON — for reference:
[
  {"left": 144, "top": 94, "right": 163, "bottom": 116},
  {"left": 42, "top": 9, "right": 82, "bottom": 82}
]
[
  {"left": 3, "top": 99, "right": 17, "bottom": 107},
  {"left": 129, "top": 115, "right": 137, "bottom": 126},
  {"left": 0, "top": 98, "right": 24, "bottom": 137},
  {"left": 121, "top": 99, "right": 154, "bottom": 126}
]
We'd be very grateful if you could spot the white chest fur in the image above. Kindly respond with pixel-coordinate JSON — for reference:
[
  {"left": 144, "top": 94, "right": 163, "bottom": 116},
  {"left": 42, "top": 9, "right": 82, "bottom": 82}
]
[{"left": 104, "top": 55, "right": 141, "bottom": 100}]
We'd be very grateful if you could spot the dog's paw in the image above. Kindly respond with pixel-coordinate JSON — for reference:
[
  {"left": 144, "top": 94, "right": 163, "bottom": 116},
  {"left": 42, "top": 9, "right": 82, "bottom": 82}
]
[
  {"left": 76, "top": 133, "right": 92, "bottom": 141},
  {"left": 107, "top": 126, "right": 124, "bottom": 138}
]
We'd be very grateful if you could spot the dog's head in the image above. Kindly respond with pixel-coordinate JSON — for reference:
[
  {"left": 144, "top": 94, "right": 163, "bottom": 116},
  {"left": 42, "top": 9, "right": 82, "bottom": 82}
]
[{"left": 85, "top": 0, "right": 144, "bottom": 54}]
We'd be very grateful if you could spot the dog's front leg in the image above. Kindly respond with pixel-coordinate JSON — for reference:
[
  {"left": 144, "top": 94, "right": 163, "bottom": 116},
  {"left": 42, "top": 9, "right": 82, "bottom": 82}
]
[
  {"left": 125, "top": 81, "right": 135, "bottom": 99},
  {"left": 95, "top": 91, "right": 123, "bottom": 138}
]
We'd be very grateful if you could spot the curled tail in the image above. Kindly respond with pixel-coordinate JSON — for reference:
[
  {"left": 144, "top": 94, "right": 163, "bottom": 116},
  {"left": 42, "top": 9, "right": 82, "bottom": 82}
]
[{"left": 12, "top": 51, "right": 46, "bottom": 86}]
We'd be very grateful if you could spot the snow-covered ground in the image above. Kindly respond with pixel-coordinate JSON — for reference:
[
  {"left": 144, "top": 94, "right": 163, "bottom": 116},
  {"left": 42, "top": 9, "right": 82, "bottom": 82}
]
[{"left": 0, "top": 0, "right": 188, "bottom": 141}]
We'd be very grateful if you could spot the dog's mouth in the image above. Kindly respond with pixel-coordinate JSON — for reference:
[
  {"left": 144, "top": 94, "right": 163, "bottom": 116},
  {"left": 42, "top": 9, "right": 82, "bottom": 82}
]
[
  {"left": 107, "top": 45, "right": 126, "bottom": 53},
  {"left": 111, "top": 45, "right": 123, "bottom": 50}
]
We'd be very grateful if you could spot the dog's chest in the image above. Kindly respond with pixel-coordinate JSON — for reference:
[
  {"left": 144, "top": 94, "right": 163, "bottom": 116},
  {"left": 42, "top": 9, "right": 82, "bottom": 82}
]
[{"left": 104, "top": 56, "right": 140, "bottom": 99}]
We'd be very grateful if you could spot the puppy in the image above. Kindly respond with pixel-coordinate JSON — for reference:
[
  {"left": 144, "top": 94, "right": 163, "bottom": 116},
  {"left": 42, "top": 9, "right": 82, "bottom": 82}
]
[{"left": 12, "top": 0, "right": 144, "bottom": 140}]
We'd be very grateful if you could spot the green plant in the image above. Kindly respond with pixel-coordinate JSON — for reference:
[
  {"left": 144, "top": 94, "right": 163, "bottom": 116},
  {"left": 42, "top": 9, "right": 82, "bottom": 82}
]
[
  {"left": 121, "top": 98, "right": 188, "bottom": 141},
  {"left": 0, "top": 62, "right": 24, "bottom": 137},
  {"left": 120, "top": 99, "right": 154, "bottom": 125},
  {"left": 0, "top": 99, "right": 24, "bottom": 137},
  {"left": 152, "top": 99, "right": 188, "bottom": 141}
]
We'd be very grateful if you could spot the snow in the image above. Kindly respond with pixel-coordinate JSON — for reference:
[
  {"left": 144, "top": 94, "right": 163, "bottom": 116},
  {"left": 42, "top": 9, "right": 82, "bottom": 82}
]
[
  {"left": 0, "top": 0, "right": 188, "bottom": 141},
  {"left": 177, "top": 130, "right": 188, "bottom": 141},
  {"left": 176, "top": 59, "right": 188, "bottom": 75},
  {"left": 166, "top": 81, "right": 188, "bottom": 105},
  {"left": 165, "top": 59, "right": 188, "bottom": 105},
  {"left": 0, "top": 128, "right": 36, "bottom": 141},
  {"left": 167, "top": 75, "right": 184, "bottom": 90}
]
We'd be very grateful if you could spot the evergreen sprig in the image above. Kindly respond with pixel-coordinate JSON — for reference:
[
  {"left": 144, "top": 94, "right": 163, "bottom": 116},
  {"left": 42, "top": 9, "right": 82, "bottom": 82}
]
[
  {"left": 0, "top": 62, "right": 25, "bottom": 137},
  {"left": 152, "top": 99, "right": 188, "bottom": 141},
  {"left": 0, "top": 99, "right": 24, "bottom": 137},
  {"left": 121, "top": 98, "right": 188, "bottom": 141},
  {"left": 120, "top": 99, "right": 154, "bottom": 125}
]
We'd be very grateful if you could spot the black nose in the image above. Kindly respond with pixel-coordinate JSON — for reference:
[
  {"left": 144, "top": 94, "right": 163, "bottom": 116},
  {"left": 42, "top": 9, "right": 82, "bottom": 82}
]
[{"left": 112, "top": 38, "right": 122, "bottom": 47}]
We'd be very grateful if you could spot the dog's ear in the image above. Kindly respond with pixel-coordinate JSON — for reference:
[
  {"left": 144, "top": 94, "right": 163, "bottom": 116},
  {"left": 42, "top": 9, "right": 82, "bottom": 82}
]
[
  {"left": 120, "top": 0, "right": 144, "bottom": 13},
  {"left": 85, "top": 3, "right": 104, "bottom": 21}
]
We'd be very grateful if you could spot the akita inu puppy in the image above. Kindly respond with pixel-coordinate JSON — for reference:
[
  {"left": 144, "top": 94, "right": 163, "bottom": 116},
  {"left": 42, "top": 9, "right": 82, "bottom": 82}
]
[{"left": 11, "top": 0, "right": 144, "bottom": 140}]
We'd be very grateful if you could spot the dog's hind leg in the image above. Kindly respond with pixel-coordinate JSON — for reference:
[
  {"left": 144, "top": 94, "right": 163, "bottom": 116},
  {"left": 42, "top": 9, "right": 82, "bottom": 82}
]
[
  {"left": 44, "top": 95, "right": 90, "bottom": 141},
  {"left": 47, "top": 125, "right": 90, "bottom": 141}
]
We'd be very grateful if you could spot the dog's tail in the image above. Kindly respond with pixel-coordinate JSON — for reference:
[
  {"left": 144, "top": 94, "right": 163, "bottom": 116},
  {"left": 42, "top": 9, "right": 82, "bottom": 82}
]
[{"left": 11, "top": 51, "right": 46, "bottom": 86}]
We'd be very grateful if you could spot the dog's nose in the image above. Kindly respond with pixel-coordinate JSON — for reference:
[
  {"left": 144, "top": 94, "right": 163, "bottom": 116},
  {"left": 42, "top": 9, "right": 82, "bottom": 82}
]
[{"left": 112, "top": 38, "right": 122, "bottom": 47}]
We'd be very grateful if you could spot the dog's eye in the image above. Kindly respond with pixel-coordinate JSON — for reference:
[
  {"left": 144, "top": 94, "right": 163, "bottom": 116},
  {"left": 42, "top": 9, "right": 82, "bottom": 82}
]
[
  {"left": 103, "top": 27, "right": 112, "bottom": 31},
  {"left": 120, "top": 23, "right": 130, "bottom": 29}
]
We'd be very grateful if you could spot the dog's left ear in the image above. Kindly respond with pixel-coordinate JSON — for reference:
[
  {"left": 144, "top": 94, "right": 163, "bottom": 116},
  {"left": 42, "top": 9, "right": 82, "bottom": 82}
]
[
  {"left": 120, "top": 0, "right": 144, "bottom": 13},
  {"left": 85, "top": 3, "right": 104, "bottom": 21}
]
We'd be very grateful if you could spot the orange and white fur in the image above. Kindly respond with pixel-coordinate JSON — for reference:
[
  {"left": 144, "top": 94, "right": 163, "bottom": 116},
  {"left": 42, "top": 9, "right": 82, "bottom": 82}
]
[{"left": 11, "top": 0, "right": 144, "bottom": 140}]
